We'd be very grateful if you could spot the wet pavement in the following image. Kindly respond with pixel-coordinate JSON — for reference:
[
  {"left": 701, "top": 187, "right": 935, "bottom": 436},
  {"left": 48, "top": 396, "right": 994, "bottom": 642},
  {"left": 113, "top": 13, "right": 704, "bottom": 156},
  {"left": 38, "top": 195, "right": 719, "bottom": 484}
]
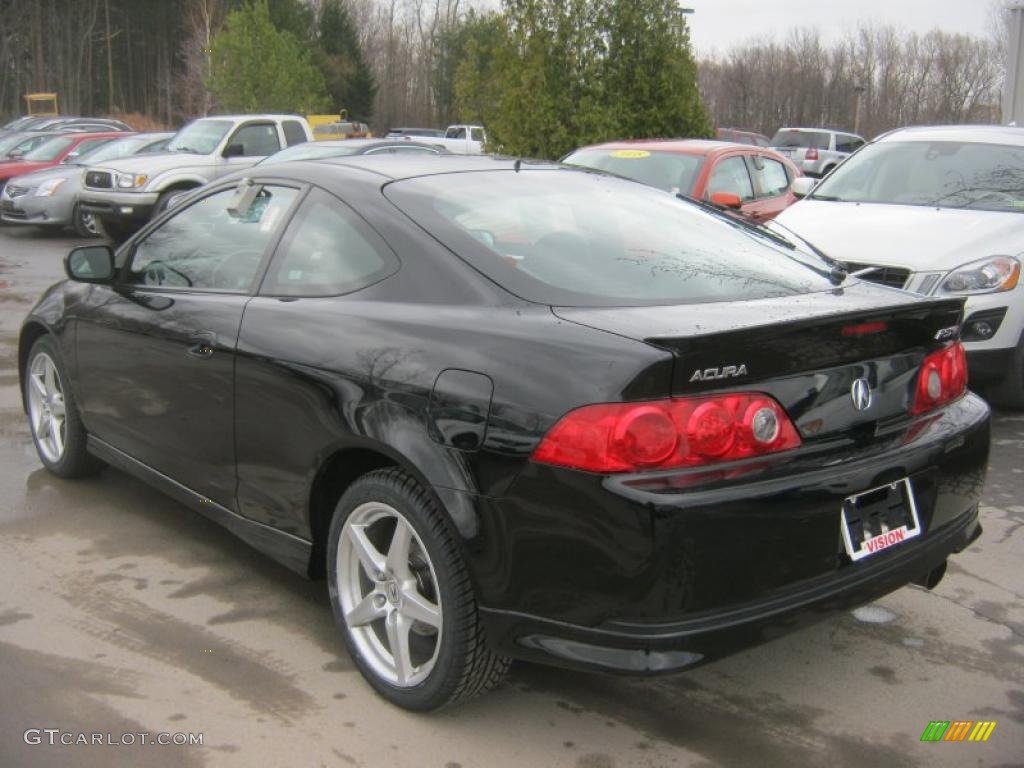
[{"left": 0, "top": 225, "right": 1021, "bottom": 767}]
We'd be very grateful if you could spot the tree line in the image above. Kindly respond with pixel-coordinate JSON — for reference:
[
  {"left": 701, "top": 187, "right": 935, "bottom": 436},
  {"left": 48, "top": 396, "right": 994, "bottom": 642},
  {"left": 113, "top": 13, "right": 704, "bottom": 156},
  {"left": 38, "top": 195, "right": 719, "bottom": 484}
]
[
  {"left": 0, "top": 0, "right": 1008, "bottom": 151},
  {"left": 699, "top": 25, "right": 1004, "bottom": 140}
]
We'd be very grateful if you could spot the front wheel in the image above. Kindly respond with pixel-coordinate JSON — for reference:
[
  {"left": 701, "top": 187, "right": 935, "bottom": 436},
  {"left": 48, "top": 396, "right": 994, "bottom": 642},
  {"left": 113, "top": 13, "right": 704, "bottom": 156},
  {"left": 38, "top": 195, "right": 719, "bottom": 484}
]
[
  {"left": 327, "top": 469, "right": 510, "bottom": 710},
  {"left": 985, "top": 336, "right": 1024, "bottom": 410},
  {"left": 96, "top": 217, "right": 135, "bottom": 245},
  {"left": 24, "top": 336, "right": 103, "bottom": 478},
  {"left": 72, "top": 202, "right": 100, "bottom": 238}
]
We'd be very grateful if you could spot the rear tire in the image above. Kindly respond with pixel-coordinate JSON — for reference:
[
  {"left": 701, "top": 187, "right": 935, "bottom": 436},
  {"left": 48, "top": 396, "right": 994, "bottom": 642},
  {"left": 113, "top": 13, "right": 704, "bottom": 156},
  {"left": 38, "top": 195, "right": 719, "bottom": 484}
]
[
  {"left": 985, "top": 337, "right": 1024, "bottom": 410},
  {"left": 24, "top": 336, "right": 104, "bottom": 478},
  {"left": 327, "top": 468, "right": 510, "bottom": 710}
]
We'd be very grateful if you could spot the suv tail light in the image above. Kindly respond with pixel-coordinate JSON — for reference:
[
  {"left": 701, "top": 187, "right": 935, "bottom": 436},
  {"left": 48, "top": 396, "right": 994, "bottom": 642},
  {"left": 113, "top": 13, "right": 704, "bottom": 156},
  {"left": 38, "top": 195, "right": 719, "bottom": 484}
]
[
  {"left": 531, "top": 394, "right": 801, "bottom": 473},
  {"left": 910, "top": 342, "right": 967, "bottom": 415},
  {"left": 805, "top": 147, "right": 819, "bottom": 161}
]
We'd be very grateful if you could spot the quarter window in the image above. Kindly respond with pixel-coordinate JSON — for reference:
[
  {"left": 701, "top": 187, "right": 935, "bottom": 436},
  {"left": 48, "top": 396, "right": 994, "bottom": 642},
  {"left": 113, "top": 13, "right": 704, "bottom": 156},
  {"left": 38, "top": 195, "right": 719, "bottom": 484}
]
[
  {"left": 227, "top": 123, "right": 281, "bottom": 157},
  {"left": 262, "top": 190, "right": 397, "bottom": 297},
  {"left": 282, "top": 120, "right": 308, "bottom": 147},
  {"left": 707, "top": 156, "right": 754, "bottom": 201},
  {"left": 836, "top": 135, "right": 864, "bottom": 153},
  {"left": 127, "top": 184, "right": 298, "bottom": 292}
]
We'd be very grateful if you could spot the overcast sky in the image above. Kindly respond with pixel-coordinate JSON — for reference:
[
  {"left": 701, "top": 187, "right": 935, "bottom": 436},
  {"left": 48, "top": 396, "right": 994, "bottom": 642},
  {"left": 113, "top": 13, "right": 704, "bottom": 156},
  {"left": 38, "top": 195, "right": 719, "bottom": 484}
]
[{"left": 687, "top": 0, "right": 996, "bottom": 56}]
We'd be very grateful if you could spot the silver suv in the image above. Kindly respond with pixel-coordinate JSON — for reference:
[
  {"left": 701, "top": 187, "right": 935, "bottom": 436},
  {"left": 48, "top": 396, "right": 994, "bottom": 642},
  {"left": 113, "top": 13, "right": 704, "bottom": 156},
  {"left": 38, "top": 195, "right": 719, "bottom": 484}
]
[{"left": 771, "top": 127, "right": 865, "bottom": 178}]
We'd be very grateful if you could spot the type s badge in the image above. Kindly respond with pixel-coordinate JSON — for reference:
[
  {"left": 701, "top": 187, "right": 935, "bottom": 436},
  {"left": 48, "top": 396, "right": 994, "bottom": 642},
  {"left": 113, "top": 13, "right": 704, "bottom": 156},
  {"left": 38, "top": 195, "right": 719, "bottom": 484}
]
[{"left": 690, "top": 364, "right": 749, "bottom": 383}]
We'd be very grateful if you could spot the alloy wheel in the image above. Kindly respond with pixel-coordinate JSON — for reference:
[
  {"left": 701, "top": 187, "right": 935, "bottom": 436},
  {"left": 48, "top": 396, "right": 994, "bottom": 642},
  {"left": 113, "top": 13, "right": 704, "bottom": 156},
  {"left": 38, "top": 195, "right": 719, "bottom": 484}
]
[
  {"left": 80, "top": 209, "right": 99, "bottom": 236},
  {"left": 337, "top": 502, "right": 443, "bottom": 687},
  {"left": 27, "top": 352, "right": 67, "bottom": 463}
]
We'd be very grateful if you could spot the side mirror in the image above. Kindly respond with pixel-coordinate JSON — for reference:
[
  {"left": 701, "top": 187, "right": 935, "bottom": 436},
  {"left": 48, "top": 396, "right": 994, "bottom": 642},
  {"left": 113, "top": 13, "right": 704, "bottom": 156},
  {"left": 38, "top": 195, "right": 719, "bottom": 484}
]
[
  {"left": 709, "top": 191, "right": 742, "bottom": 210},
  {"left": 8, "top": 149, "right": 24, "bottom": 160},
  {"left": 65, "top": 245, "right": 115, "bottom": 284},
  {"left": 792, "top": 177, "right": 816, "bottom": 198},
  {"left": 223, "top": 143, "right": 245, "bottom": 158}
]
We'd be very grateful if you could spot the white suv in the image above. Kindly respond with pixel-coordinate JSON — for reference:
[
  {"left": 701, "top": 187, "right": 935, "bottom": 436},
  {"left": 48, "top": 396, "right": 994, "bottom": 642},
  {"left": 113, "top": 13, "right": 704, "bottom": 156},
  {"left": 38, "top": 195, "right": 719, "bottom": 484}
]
[
  {"left": 771, "top": 127, "right": 865, "bottom": 178},
  {"left": 775, "top": 125, "right": 1024, "bottom": 408}
]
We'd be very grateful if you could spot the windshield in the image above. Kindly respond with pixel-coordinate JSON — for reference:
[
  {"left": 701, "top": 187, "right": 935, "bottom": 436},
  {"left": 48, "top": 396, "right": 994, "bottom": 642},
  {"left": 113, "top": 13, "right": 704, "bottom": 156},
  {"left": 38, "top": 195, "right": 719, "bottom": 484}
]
[
  {"left": 166, "top": 119, "right": 232, "bottom": 154},
  {"left": 385, "top": 169, "right": 833, "bottom": 307},
  {"left": 73, "top": 136, "right": 156, "bottom": 164},
  {"left": 562, "top": 148, "right": 705, "bottom": 195},
  {"left": 22, "top": 136, "right": 76, "bottom": 162},
  {"left": 772, "top": 130, "right": 830, "bottom": 149},
  {"left": 259, "top": 142, "right": 360, "bottom": 165},
  {"left": 811, "top": 140, "right": 1024, "bottom": 213}
]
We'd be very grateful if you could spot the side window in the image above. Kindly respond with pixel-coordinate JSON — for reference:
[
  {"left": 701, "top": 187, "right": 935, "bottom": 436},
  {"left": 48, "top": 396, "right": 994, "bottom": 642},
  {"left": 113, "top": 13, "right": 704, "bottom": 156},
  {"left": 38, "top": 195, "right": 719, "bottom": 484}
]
[
  {"left": 751, "top": 157, "right": 791, "bottom": 198},
  {"left": 127, "top": 184, "right": 298, "bottom": 292},
  {"left": 227, "top": 123, "right": 281, "bottom": 156},
  {"left": 755, "top": 136, "right": 771, "bottom": 147},
  {"left": 706, "top": 156, "right": 755, "bottom": 201},
  {"left": 262, "top": 189, "right": 397, "bottom": 297},
  {"left": 470, "top": 128, "right": 485, "bottom": 143},
  {"left": 836, "top": 135, "right": 858, "bottom": 153},
  {"left": 283, "top": 120, "right": 307, "bottom": 147}
]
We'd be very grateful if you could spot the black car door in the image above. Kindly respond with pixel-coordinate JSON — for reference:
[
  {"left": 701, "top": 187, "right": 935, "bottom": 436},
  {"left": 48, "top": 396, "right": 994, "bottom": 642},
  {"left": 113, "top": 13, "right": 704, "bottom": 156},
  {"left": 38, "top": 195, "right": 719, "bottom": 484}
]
[{"left": 73, "top": 182, "right": 301, "bottom": 507}]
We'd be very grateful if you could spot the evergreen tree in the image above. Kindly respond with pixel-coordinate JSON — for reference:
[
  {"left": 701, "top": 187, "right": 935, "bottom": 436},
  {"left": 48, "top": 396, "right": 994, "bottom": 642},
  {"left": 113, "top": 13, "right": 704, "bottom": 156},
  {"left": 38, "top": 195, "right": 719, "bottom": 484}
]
[
  {"left": 317, "top": 0, "right": 377, "bottom": 121},
  {"left": 456, "top": 0, "right": 711, "bottom": 158},
  {"left": 205, "top": 0, "right": 330, "bottom": 114}
]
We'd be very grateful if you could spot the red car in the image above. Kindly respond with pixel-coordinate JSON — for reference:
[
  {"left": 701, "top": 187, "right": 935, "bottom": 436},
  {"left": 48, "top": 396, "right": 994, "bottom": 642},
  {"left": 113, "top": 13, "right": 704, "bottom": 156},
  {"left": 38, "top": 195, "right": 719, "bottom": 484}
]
[
  {"left": 563, "top": 139, "right": 803, "bottom": 222},
  {"left": 0, "top": 131, "right": 126, "bottom": 186}
]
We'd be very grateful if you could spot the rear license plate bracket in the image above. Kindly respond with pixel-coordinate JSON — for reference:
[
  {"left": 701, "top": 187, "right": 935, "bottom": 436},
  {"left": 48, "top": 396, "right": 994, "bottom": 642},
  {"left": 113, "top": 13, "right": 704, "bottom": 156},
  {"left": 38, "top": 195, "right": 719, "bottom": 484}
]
[{"left": 840, "top": 478, "right": 922, "bottom": 562}]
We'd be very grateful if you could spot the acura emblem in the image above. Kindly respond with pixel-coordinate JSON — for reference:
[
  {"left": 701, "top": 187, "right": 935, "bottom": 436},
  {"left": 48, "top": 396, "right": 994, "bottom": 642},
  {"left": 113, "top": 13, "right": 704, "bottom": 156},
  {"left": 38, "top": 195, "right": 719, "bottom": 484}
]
[{"left": 851, "top": 378, "right": 873, "bottom": 411}]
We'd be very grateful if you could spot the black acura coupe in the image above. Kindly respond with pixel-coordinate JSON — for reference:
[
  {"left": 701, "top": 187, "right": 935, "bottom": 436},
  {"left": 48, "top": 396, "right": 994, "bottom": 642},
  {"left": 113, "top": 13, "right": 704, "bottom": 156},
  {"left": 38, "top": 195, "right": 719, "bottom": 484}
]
[{"left": 20, "top": 155, "right": 989, "bottom": 710}]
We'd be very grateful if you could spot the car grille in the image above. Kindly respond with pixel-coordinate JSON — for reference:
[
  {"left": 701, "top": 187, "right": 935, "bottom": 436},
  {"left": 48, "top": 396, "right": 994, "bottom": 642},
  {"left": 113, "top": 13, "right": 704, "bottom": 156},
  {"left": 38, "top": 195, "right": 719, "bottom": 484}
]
[
  {"left": 85, "top": 171, "right": 113, "bottom": 189},
  {"left": 5, "top": 185, "right": 28, "bottom": 198},
  {"left": 845, "top": 262, "right": 910, "bottom": 290}
]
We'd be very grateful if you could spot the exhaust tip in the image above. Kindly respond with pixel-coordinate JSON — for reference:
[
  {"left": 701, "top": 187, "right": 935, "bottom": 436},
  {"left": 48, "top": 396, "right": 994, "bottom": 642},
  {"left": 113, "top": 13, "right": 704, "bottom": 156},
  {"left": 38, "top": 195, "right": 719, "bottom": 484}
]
[{"left": 913, "top": 561, "right": 947, "bottom": 590}]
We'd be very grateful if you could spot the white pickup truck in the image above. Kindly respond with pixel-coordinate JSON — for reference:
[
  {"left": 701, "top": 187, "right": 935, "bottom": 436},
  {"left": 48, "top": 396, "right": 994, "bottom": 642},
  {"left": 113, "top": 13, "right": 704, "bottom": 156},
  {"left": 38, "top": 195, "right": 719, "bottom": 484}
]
[
  {"left": 80, "top": 114, "right": 313, "bottom": 242},
  {"left": 429, "top": 124, "right": 487, "bottom": 155}
]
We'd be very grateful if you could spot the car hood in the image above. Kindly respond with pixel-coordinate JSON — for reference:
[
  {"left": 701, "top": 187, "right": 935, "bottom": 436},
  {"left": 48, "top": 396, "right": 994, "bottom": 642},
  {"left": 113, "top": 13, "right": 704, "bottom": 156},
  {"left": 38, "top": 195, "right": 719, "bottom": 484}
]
[
  {"left": 5, "top": 164, "right": 81, "bottom": 188},
  {"left": 87, "top": 151, "right": 215, "bottom": 176},
  {"left": 0, "top": 160, "right": 57, "bottom": 181},
  {"left": 775, "top": 200, "right": 1024, "bottom": 271}
]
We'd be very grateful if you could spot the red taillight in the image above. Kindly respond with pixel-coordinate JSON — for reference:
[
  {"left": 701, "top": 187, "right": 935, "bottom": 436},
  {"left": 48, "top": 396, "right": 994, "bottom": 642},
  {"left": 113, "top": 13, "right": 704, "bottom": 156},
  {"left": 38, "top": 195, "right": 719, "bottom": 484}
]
[
  {"left": 910, "top": 342, "right": 967, "bottom": 415},
  {"left": 531, "top": 394, "right": 802, "bottom": 473},
  {"left": 805, "top": 147, "right": 819, "bottom": 161}
]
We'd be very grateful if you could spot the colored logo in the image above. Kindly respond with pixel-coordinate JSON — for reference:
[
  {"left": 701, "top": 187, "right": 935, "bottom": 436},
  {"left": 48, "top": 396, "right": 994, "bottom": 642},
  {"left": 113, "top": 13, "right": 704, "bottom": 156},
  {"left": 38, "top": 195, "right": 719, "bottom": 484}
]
[{"left": 920, "top": 720, "right": 996, "bottom": 742}]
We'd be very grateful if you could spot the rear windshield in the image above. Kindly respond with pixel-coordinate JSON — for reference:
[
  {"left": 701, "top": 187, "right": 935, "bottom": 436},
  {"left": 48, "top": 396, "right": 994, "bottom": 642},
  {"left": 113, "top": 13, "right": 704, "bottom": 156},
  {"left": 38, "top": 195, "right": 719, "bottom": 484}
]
[
  {"left": 772, "top": 130, "right": 830, "bottom": 149},
  {"left": 562, "top": 148, "right": 704, "bottom": 195},
  {"left": 384, "top": 169, "right": 832, "bottom": 307}
]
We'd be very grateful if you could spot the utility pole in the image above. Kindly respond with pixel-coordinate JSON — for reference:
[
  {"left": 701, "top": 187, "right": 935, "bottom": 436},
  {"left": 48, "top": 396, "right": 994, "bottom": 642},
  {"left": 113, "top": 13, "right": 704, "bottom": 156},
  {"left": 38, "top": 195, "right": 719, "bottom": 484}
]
[
  {"left": 1005, "top": 3, "right": 1024, "bottom": 125},
  {"left": 853, "top": 84, "right": 866, "bottom": 135}
]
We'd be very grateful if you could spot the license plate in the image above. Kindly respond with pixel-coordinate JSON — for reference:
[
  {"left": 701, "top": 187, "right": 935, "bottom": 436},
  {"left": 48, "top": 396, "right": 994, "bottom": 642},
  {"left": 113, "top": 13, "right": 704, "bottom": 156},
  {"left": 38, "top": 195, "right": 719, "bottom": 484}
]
[{"left": 840, "top": 478, "right": 921, "bottom": 561}]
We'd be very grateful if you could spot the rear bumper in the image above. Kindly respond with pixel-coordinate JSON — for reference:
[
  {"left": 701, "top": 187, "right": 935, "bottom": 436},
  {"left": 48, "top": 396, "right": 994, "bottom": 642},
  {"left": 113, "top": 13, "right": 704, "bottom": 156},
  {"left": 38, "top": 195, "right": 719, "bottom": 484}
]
[
  {"left": 480, "top": 506, "right": 979, "bottom": 673},
  {"left": 467, "top": 394, "right": 990, "bottom": 673}
]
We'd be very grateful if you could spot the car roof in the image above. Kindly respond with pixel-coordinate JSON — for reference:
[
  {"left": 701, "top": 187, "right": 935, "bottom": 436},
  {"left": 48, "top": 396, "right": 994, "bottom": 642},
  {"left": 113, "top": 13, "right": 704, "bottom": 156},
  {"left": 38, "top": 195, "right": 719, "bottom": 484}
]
[
  {"left": 304, "top": 138, "right": 436, "bottom": 149},
  {"left": 197, "top": 114, "right": 304, "bottom": 122},
  {"left": 573, "top": 138, "right": 768, "bottom": 156},
  {"left": 273, "top": 154, "right": 558, "bottom": 182},
  {"left": 875, "top": 124, "right": 1024, "bottom": 147}
]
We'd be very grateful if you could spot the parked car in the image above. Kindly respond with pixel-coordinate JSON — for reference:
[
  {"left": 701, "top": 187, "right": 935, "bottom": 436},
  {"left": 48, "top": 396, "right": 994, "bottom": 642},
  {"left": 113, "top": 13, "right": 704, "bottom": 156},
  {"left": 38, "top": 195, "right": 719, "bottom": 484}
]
[
  {"left": 33, "top": 117, "right": 133, "bottom": 133},
  {"left": 259, "top": 138, "right": 447, "bottom": 166},
  {"left": 0, "top": 131, "right": 123, "bottom": 190},
  {"left": 771, "top": 127, "right": 865, "bottom": 177},
  {"left": 1, "top": 132, "right": 172, "bottom": 236},
  {"left": 716, "top": 127, "right": 771, "bottom": 147},
  {"left": 430, "top": 124, "right": 487, "bottom": 154},
  {"left": 21, "top": 154, "right": 988, "bottom": 710},
  {"left": 384, "top": 127, "right": 446, "bottom": 139},
  {"left": 563, "top": 139, "right": 803, "bottom": 221},
  {"left": 776, "top": 125, "right": 1024, "bottom": 407},
  {"left": 79, "top": 114, "right": 313, "bottom": 242}
]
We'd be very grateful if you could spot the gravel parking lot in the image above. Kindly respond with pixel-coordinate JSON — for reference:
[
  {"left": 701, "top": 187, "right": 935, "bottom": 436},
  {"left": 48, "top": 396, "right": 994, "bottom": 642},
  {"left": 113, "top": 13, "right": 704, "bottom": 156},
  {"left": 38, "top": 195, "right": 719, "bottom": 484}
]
[{"left": 0, "top": 225, "right": 1021, "bottom": 768}]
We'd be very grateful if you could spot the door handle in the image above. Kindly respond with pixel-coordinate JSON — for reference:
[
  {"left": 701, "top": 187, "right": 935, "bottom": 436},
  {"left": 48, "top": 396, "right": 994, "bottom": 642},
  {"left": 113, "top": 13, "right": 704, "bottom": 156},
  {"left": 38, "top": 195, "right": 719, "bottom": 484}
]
[{"left": 186, "top": 332, "right": 217, "bottom": 359}]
